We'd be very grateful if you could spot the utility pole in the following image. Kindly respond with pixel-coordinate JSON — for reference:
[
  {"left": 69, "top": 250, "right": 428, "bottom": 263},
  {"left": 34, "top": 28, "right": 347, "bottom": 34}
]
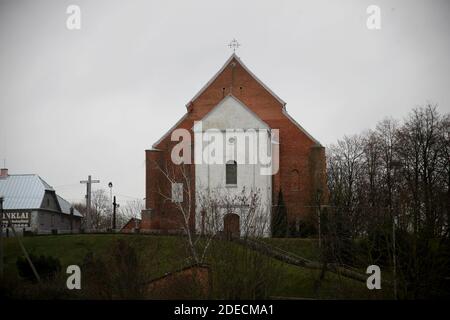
[
  {"left": 0, "top": 195, "right": 40, "bottom": 282},
  {"left": 0, "top": 195, "right": 4, "bottom": 279},
  {"left": 393, "top": 213, "right": 397, "bottom": 299},
  {"left": 112, "top": 196, "right": 119, "bottom": 231},
  {"left": 4, "top": 210, "right": 41, "bottom": 282},
  {"left": 80, "top": 175, "right": 100, "bottom": 231}
]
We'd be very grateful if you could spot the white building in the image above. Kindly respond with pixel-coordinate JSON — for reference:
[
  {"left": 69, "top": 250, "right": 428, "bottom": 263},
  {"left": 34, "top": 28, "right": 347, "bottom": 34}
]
[{"left": 0, "top": 169, "right": 82, "bottom": 235}]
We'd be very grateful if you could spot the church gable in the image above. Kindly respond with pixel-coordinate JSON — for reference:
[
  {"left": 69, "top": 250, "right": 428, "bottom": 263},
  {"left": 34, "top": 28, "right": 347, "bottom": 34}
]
[
  {"left": 187, "top": 53, "right": 286, "bottom": 109},
  {"left": 153, "top": 53, "right": 321, "bottom": 150},
  {"left": 198, "top": 95, "right": 269, "bottom": 130},
  {"left": 186, "top": 54, "right": 321, "bottom": 146}
]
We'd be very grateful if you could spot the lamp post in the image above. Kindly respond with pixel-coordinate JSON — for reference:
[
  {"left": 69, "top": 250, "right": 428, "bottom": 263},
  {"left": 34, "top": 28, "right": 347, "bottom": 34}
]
[
  {"left": 112, "top": 196, "right": 119, "bottom": 232},
  {"left": 108, "top": 182, "right": 113, "bottom": 229}
]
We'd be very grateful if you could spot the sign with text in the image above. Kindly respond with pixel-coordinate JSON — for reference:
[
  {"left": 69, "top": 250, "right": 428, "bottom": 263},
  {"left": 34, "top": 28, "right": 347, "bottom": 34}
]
[{"left": 2, "top": 211, "right": 31, "bottom": 228}]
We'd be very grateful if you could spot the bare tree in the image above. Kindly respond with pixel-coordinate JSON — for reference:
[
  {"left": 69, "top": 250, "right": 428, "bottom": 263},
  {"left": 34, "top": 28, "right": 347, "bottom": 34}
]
[
  {"left": 325, "top": 104, "right": 450, "bottom": 298},
  {"left": 153, "top": 157, "right": 269, "bottom": 264},
  {"left": 90, "top": 189, "right": 110, "bottom": 230},
  {"left": 118, "top": 199, "right": 144, "bottom": 229},
  {"left": 327, "top": 134, "right": 365, "bottom": 237},
  {"left": 72, "top": 191, "right": 110, "bottom": 231},
  {"left": 154, "top": 161, "right": 206, "bottom": 264}
]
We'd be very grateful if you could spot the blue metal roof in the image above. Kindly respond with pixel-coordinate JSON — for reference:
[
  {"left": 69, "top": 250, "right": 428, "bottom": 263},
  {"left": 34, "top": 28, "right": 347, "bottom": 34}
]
[
  {"left": 0, "top": 174, "right": 82, "bottom": 217},
  {"left": 57, "top": 194, "right": 82, "bottom": 217}
]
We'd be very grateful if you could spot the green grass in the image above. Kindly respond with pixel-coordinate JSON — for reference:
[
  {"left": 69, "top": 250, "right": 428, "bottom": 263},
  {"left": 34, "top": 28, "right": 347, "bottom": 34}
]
[
  {"left": 3, "top": 234, "right": 189, "bottom": 279},
  {"left": 2, "top": 234, "right": 392, "bottom": 299},
  {"left": 262, "top": 237, "right": 321, "bottom": 261},
  {"left": 273, "top": 263, "right": 390, "bottom": 299}
]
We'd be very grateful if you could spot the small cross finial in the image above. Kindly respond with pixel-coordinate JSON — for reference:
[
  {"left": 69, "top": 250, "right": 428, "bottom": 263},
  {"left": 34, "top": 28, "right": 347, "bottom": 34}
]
[{"left": 228, "top": 38, "right": 241, "bottom": 53}]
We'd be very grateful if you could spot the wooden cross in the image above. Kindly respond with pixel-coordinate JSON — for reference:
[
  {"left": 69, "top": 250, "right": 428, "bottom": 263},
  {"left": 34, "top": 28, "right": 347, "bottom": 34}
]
[{"left": 80, "top": 175, "right": 100, "bottom": 231}]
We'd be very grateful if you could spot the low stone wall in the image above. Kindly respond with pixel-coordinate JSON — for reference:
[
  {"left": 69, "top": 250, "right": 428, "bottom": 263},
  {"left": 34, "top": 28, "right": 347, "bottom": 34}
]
[{"left": 145, "top": 264, "right": 211, "bottom": 299}]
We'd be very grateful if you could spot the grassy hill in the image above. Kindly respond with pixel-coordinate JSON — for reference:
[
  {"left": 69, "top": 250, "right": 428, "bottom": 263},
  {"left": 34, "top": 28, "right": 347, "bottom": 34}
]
[{"left": 1, "top": 234, "right": 391, "bottom": 299}]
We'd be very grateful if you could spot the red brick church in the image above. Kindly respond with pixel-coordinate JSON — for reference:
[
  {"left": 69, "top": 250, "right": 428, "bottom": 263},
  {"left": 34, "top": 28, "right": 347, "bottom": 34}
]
[{"left": 127, "top": 53, "right": 327, "bottom": 236}]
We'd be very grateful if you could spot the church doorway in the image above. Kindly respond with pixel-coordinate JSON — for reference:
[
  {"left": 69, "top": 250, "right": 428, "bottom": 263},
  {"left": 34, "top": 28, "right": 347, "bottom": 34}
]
[{"left": 223, "top": 213, "right": 240, "bottom": 240}]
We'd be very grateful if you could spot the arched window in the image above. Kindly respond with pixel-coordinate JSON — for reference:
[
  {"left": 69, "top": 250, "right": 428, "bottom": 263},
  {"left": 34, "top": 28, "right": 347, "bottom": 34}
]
[{"left": 226, "top": 160, "right": 237, "bottom": 185}]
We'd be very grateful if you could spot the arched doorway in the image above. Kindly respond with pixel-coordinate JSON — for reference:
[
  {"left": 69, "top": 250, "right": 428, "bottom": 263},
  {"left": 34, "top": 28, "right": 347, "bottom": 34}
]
[{"left": 223, "top": 213, "right": 240, "bottom": 240}]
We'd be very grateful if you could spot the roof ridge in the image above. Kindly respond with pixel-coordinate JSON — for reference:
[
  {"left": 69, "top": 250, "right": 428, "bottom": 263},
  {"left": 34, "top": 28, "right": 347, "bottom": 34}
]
[
  {"left": 186, "top": 53, "right": 286, "bottom": 107},
  {"left": 37, "top": 176, "right": 54, "bottom": 191}
]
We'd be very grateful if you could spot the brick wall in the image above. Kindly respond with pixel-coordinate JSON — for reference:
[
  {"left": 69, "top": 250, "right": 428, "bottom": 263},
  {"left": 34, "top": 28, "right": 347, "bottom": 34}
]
[{"left": 145, "top": 56, "right": 327, "bottom": 233}]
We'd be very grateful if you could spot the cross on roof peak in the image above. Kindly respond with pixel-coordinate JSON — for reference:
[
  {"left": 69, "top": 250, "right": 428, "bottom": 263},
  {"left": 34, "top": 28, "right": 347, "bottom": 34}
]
[{"left": 228, "top": 38, "right": 241, "bottom": 53}]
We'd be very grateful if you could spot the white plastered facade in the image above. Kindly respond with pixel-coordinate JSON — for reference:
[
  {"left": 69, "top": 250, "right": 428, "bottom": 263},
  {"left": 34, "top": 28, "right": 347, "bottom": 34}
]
[{"left": 194, "top": 95, "right": 272, "bottom": 237}]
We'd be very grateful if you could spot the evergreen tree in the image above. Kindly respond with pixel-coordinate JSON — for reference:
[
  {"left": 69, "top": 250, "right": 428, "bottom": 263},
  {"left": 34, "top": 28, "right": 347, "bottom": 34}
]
[{"left": 272, "top": 190, "right": 288, "bottom": 237}]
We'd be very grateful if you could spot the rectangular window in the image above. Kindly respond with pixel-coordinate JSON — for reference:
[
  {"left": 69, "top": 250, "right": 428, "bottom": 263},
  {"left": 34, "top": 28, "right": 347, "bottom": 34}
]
[{"left": 171, "top": 183, "right": 183, "bottom": 203}]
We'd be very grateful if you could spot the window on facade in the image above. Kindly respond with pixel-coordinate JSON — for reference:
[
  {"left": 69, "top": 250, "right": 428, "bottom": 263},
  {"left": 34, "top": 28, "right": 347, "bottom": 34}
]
[
  {"left": 171, "top": 182, "right": 183, "bottom": 203},
  {"left": 226, "top": 160, "right": 237, "bottom": 185}
]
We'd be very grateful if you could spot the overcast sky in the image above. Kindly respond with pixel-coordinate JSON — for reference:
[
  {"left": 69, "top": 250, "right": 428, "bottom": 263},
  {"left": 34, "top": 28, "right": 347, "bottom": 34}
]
[{"left": 0, "top": 0, "right": 449, "bottom": 204}]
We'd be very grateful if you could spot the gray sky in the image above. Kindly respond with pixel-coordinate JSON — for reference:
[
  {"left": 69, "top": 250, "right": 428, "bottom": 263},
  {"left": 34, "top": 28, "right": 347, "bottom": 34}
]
[{"left": 0, "top": 0, "right": 449, "bottom": 204}]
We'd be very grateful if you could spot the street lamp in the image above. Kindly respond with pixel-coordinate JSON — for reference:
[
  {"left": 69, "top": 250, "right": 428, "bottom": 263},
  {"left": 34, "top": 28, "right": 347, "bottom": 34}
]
[
  {"left": 108, "top": 182, "right": 113, "bottom": 229},
  {"left": 112, "top": 196, "right": 120, "bottom": 231}
]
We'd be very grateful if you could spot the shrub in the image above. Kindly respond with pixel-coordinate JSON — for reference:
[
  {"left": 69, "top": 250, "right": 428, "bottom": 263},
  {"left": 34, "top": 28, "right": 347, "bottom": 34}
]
[
  {"left": 16, "top": 254, "right": 61, "bottom": 282},
  {"left": 82, "top": 239, "right": 150, "bottom": 299},
  {"left": 209, "top": 240, "right": 280, "bottom": 299},
  {"left": 272, "top": 190, "right": 288, "bottom": 237}
]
